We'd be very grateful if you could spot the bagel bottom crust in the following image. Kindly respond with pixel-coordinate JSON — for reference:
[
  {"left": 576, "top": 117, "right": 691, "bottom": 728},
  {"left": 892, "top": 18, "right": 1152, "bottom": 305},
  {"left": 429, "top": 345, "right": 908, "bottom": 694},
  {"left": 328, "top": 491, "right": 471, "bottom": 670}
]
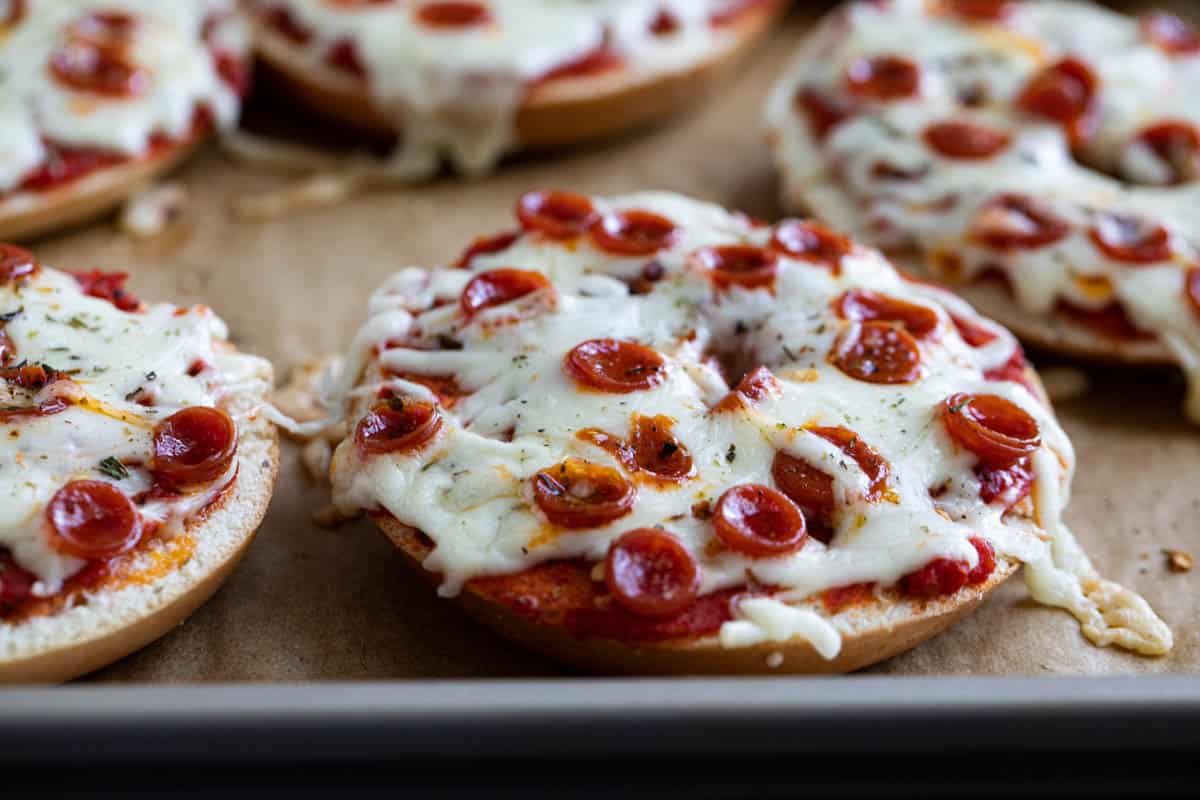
[
  {"left": 0, "top": 384, "right": 279, "bottom": 684},
  {"left": 0, "top": 134, "right": 206, "bottom": 243},
  {"left": 376, "top": 517, "right": 1019, "bottom": 675},
  {"left": 253, "top": 2, "right": 783, "bottom": 154}
]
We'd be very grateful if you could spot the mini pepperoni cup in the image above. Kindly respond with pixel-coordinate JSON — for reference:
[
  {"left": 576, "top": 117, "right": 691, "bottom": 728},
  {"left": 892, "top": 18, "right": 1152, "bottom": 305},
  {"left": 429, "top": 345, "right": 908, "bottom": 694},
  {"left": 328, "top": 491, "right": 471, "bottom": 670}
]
[
  {"left": 1016, "top": 57, "right": 1097, "bottom": 144},
  {"left": 1088, "top": 215, "right": 1173, "bottom": 265},
  {"left": 900, "top": 536, "right": 996, "bottom": 598},
  {"left": 605, "top": 528, "right": 700, "bottom": 618},
  {"left": 923, "top": 120, "right": 1012, "bottom": 160},
  {"left": 630, "top": 415, "right": 693, "bottom": 481},
  {"left": 531, "top": 458, "right": 635, "bottom": 529},
  {"left": 835, "top": 289, "right": 940, "bottom": 340},
  {"left": 563, "top": 338, "right": 666, "bottom": 394},
  {"left": 693, "top": 245, "right": 779, "bottom": 290},
  {"left": 151, "top": 407, "right": 239, "bottom": 488},
  {"left": 414, "top": 1, "right": 492, "bottom": 29},
  {"left": 46, "top": 480, "right": 143, "bottom": 561},
  {"left": 941, "top": 393, "right": 1040, "bottom": 468},
  {"left": 1135, "top": 122, "right": 1200, "bottom": 185},
  {"left": 454, "top": 230, "right": 520, "bottom": 269},
  {"left": 832, "top": 321, "right": 923, "bottom": 385},
  {"left": 1141, "top": 11, "right": 1200, "bottom": 56},
  {"left": 0, "top": 243, "right": 38, "bottom": 284},
  {"left": 516, "top": 191, "right": 597, "bottom": 239},
  {"left": 460, "top": 268, "right": 553, "bottom": 319},
  {"left": 770, "top": 220, "right": 852, "bottom": 272},
  {"left": 970, "top": 194, "right": 1070, "bottom": 251},
  {"left": 589, "top": 210, "right": 680, "bottom": 257},
  {"left": 714, "top": 484, "right": 807, "bottom": 558},
  {"left": 354, "top": 399, "right": 443, "bottom": 456},
  {"left": 844, "top": 55, "right": 920, "bottom": 101}
]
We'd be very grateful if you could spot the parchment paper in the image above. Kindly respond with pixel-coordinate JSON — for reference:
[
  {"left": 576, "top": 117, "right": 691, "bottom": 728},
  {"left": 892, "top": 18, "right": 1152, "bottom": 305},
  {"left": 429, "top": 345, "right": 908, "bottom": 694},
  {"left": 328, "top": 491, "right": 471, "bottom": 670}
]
[{"left": 25, "top": 2, "right": 1193, "bottom": 681}]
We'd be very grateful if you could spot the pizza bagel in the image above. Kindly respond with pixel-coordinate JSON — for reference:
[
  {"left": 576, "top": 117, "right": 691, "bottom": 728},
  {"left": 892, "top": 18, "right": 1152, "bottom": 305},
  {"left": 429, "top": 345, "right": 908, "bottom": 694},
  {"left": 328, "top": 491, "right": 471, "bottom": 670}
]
[
  {"left": 0, "top": 243, "right": 278, "bottom": 683},
  {"left": 766, "top": 0, "right": 1200, "bottom": 421},
  {"left": 0, "top": 0, "right": 250, "bottom": 241},
  {"left": 250, "top": 0, "right": 785, "bottom": 180},
  {"left": 301, "top": 190, "right": 1170, "bottom": 674}
]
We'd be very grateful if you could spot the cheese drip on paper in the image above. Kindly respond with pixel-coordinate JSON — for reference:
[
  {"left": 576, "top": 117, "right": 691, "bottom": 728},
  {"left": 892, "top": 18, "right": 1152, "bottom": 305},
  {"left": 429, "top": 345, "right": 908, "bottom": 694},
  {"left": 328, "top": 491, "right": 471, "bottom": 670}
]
[
  {"left": 297, "top": 191, "right": 1169, "bottom": 658},
  {"left": 0, "top": 267, "right": 271, "bottom": 595},
  {"left": 765, "top": 0, "right": 1200, "bottom": 424}
]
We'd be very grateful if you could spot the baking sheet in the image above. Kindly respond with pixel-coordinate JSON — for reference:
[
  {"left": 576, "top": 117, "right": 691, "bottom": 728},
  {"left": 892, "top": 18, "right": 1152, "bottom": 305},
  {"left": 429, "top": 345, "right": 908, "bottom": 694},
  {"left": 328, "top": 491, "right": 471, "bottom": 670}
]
[{"left": 17, "top": 3, "right": 1197, "bottom": 682}]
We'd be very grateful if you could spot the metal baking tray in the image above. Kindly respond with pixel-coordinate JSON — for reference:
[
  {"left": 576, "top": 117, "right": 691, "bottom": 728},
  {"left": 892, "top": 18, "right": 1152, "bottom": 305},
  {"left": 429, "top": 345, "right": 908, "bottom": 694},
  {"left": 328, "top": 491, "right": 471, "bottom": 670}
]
[{"left": 2, "top": 676, "right": 1198, "bottom": 763}]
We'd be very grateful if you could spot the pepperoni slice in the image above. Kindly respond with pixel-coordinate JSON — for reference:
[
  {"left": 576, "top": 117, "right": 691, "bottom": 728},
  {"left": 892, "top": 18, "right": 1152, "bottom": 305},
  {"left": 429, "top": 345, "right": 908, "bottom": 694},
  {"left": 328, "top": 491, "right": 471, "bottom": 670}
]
[
  {"left": 713, "top": 366, "right": 781, "bottom": 412},
  {"left": 1016, "top": 57, "right": 1097, "bottom": 144},
  {"left": 533, "top": 45, "right": 623, "bottom": 86},
  {"left": 454, "top": 230, "right": 520, "bottom": 269},
  {"left": 901, "top": 536, "right": 996, "bottom": 598},
  {"left": 936, "top": 0, "right": 1013, "bottom": 21},
  {"left": 812, "top": 426, "right": 890, "bottom": 499},
  {"left": 845, "top": 55, "right": 920, "bottom": 101},
  {"left": 1141, "top": 11, "right": 1200, "bottom": 55},
  {"left": 605, "top": 528, "right": 700, "bottom": 619},
  {"left": 46, "top": 480, "right": 142, "bottom": 561},
  {"left": 630, "top": 414, "right": 693, "bottom": 481},
  {"left": 693, "top": 245, "right": 779, "bottom": 290},
  {"left": 564, "top": 338, "right": 666, "bottom": 394},
  {"left": 385, "top": 373, "right": 464, "bottom": 408},
  {"left": 1088, "top": 214, "right": 1173, "bottom": 264},
  {"left": 923, "top": 120, "right": 1012, "bottom": 159},
  {"left": 713, "top": 484, "right": 807, "bottom": 558},
  {"left": 835, "top": 289, "right": 939, "bottom": 339},
  {"left": 770, "top": 220, "right": 852, "bottom": 272},
  {"left": 650, "top": 10, "right": 680, "bottom": 36},
  {"left": 0, "top": 550, "right": 36, "bottom": 610},
  {"left": 970, "top": 194, "right": 1070, "bottom": 250},
  {"left": 516, "top": 191, "right": 598, "bottom": 240},
  {"left": 460, "top": 268, "right": 553, "bottom": 319},
  {"left": 794, "top": 86, "right": 856, "bottom": 140},
  {"left": 50, "top": 13, "right": 147, "bottom": 98},
  {"left": 1186, "top": 267, "right": 1200, "bottom": 319},
  {"left": 977, "top": 457, "right": 1034, "bottom": 509},
  {"left": 326, "top": 39, "right": 367, "bottom": 78},
  {"left": 414, "top": 1, "right": 491, "bottom": 28},
  {"left": 354, "top": 399, "right": 443, "bottom": 455},
  {"left": 832, "top": 321, "right": 922, "bottom": 384},
  {"left": 0, "top": 243, "right": 37, "bottom": 284},
  {"left": 2, "top": 0, "right": 25, "bottom": 28},
  {"left": 71, "top": 270, "right": 141, "bottom": 311},
  {"left": 589, "top": 210, "right": 680, "bottom": 256},
  {"left": 1134, "top": 122, "right": 1200, "bottom": 185},
  {"left": 942, "top": 393, "right": 1040, "bottom": 468},
  {"left": 152, "top": 407, "right": 238, "bottom": 487},
  {"left": 1, "top": 362, "right": 58, "bottom": 389},
  {"left": 951, "top": 312, "right": 999, "bottom": 347},
  {"left": 532, "top": 458, "right": 635, "bottom": 529}
]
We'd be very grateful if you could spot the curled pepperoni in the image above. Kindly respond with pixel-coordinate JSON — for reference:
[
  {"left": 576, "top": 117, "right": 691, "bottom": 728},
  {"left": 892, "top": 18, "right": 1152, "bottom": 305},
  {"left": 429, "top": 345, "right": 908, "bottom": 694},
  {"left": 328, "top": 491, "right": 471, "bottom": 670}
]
[
  {"left": 0, "top": 243, "right": 37, "bottom": 284},
  {"left": 1088, "top": 214, "right": 1173, "bottom": 264},
  {"left": 970, "top": 194, "right": 1070, "bottom": 250},
  {"left": 902, "top": 536, "right": 995, "bottom": 598},
  {"left": 564, "top": 338, "right": 666, "bottom": 394},
  {"left": 832, "top": 321, "right": 922, "bottom": 384},
  {"left": 923, "top": 120, "right": 1012, "bottom": 159},
  {"left": 942, "top": 393, "right": 1040, "bottom": 468},
  {"left": 71, "top": 270, "right": 141, "bottom": 311},
  {"left": 794, "top": 86, "right": 856, "bottom": 140},
  {"left": 835, "top": 289, "right": 939, "bottom": 339},
  {"left": 516, "top": 191, "right": 597, "bottom": 239},
  {"left": 693, "top": 245, "right": 779, "bottom": 290},
  {"left": 1016, "top": 57, "right": 1097, "bottom": 144},
  {"left": 532, "top": 458, "right": 635, "bottom": 529},
  {"left": 152, "top": 407, "right": 238, "bottom": 487},
  {"left": 713, "top": 484, "right": 807, "bottom": 558},
  {"left": 460, "top": 268, "right": 553, "bottom": 319},
  {"left": 454, "top": 230, "right": 519, "bottom": 269},
  {"left": 414, "top": 1, "right": 491, "bottom": 28},
  {"left": 1187, "top": 267, "right": 1200, "bottom": 319},
  {"left": 845, "top": 55, "right": 920, "bottom": 101},
  {"left": 605, "top": 528, "right": 699, "bottom": 619},
  {"left": 46, "top": 480, "right": 142, "bottom": 561},
  {"left": 1135, "top": 122, "right": 1200, "bottom": 185},
  {"left": 713, "top": 366, "right": 781, "bottom": 412},
  {"left": 1141, "top": 12, "right": 1200, "bottom": 55},
  {"left": 936, "top": 0, "right": 1013, "bottom": 21},
  {"left": 630, "top": 414, "right": 693, "bottom": 481},
  {"left": 354, "top": 399, "right": 443, "bottom": 455},
  {"left": 770, "top": 220, "right": 852, "bottom": 272},
  {"left": 590, "top": 210, "right": 680, "bottom": 256}
]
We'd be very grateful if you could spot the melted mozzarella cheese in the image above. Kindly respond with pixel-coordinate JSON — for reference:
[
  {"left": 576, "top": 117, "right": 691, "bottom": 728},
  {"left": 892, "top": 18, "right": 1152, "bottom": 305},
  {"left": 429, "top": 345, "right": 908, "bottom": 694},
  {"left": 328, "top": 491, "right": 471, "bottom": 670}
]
[
  {"left": 254, "top": 0, "right": 749, "bottom": 178},
  {"left": 766, "top": 0, "right": 1200, "bottom": 425},
  {"left": 306, "top": 191, "right": 1170, "bottom": 657},
  {"left": 0, "top": 267, "right": 272, "bottom": 595},
  {"left": 0, "top": 0, "right": 245, "bottom": 193}
]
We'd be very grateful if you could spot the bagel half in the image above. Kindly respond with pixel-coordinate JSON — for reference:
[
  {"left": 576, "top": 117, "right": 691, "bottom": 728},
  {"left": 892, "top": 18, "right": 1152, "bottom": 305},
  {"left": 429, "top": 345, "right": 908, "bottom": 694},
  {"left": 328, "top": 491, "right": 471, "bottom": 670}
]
[{"left": 254, "top": 1, "right": 786, "bottom": 153}]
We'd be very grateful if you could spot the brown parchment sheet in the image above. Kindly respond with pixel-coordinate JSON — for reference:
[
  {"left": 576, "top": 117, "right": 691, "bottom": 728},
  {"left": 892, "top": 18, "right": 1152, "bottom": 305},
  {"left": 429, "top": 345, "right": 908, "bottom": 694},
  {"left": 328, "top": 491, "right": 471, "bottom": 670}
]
[{"left": 24, "top": 2, "right": 1196, "bottom": 681}]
